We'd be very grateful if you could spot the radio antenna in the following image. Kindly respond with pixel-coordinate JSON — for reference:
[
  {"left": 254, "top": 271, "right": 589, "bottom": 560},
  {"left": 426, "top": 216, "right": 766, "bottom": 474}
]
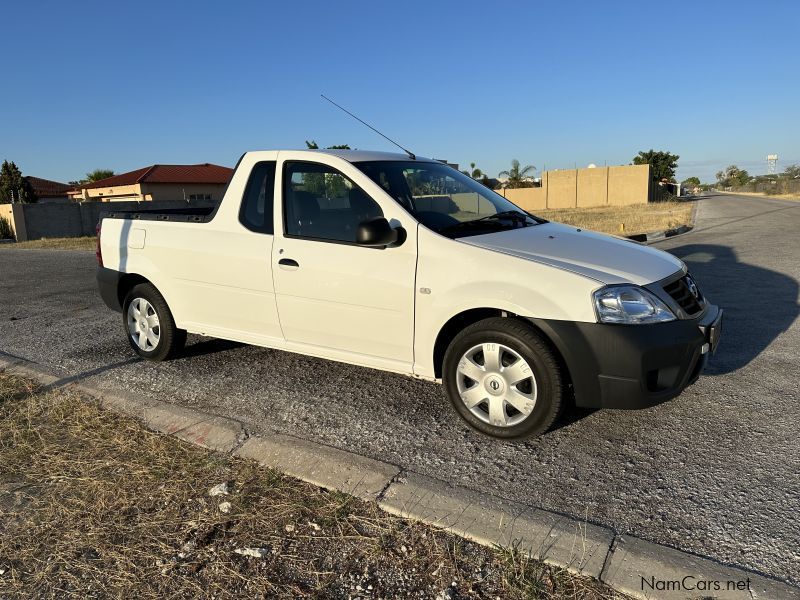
[{"left": 321, "top": 94, "right": 415, "bottom": 160}]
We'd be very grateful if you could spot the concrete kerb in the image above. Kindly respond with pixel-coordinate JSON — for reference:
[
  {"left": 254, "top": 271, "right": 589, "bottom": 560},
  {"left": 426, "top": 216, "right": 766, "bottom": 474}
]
[
  {"left": 378, "top": 471, "right": 613, "bottom": 578},
  {"left": 234, "top": 435, "right": 400, "bottom": 502},
  {"left": 626, "top": 223, "right": 693, "bottom": 244},
  {"left": 602, "top": 535, "right": 800, "bottom": 600},
  {"left": 141, "top": 404, "right": 244, "bottom": 453},
  {"left": 625, "top": 197, "right": 699, "bottom": 244},
  {"left": 1, "top": 355, "right": 799, "bottom": 598}
]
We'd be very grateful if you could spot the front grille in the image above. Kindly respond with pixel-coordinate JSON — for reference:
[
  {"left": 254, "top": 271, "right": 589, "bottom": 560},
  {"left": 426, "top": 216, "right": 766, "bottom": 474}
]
[{"left": 663, "top": 275, "right": 703, "bottom": 315}]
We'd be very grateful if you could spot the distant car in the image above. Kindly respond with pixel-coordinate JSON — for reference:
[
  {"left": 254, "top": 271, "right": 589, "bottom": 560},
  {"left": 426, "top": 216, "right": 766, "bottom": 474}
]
[{"left": 96, "top": 149, "right": 722, "bottom": 440}]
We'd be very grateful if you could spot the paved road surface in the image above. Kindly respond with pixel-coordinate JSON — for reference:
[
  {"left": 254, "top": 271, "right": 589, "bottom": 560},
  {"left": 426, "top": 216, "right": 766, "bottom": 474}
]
[{"left": 1, "top": 193, "right": 798, "bottom": 585}]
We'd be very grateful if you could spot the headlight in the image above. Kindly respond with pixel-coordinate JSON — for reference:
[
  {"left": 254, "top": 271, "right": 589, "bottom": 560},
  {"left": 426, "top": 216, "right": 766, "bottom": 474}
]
[{"left": 593, "top": 285, "right": 676, "bottom": 324}]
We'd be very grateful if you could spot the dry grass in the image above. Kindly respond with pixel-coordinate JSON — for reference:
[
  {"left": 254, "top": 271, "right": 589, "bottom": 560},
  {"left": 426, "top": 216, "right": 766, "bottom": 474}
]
[
  {"left": 537, "top": 201, "right": 694, "bottom": 236},
  {"left": 0, "top": 372, "right": 625, "bottom": 599},
  {"left": 0, "top": 236, "right": 96, "bottom": 251}
]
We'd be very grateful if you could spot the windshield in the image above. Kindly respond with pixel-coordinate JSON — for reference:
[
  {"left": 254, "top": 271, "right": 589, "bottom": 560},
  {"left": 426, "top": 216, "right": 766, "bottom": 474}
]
[{"left": 354, "top": 161, "right": 544, "bottom": 238}]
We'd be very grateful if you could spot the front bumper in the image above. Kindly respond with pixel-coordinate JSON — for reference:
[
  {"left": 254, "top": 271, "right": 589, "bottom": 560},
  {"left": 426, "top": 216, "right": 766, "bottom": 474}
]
[{"left": 530, "top": 304, "right": 722, "bottom": 409}]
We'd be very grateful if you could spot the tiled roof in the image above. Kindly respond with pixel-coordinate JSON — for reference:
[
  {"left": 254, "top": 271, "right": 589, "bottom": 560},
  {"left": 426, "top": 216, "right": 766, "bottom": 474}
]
[
  {"left": 80, "top": 163, "right": 233, "bottom": 189},
  {"left": 24, "top": 176, "right": 72, "bottom": 197}
]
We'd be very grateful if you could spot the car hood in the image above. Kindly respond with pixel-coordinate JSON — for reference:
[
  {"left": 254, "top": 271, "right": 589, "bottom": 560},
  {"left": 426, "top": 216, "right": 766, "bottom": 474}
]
[{"left": 459, "top": 222, "right": 684, "bottom": 285}]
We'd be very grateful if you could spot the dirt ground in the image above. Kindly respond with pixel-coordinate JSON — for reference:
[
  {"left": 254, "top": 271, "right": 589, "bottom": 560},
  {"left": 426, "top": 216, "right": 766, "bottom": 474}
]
[{"left": 0, "top": 372, "right": 624, "bottom": 599}]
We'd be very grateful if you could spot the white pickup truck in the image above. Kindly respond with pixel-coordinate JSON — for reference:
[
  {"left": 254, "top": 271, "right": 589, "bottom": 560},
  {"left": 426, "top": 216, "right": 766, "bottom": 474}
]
[{"left": 97, "top": 149, "right": 722, "bottom": 439}]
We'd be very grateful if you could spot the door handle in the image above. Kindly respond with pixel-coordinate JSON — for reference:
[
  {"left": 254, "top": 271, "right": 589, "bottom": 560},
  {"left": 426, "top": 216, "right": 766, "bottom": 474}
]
[{"left": 278, "top": 258, "right": 299, "bottom": 269}]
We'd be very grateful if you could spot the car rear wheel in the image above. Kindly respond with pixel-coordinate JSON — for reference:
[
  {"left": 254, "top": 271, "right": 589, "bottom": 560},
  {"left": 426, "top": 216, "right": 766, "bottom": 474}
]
[
  {"left": 122, "top": 283, "right": 186, "bottom": 361},
  {"left": 443, "top": 317, "right": 564, "bottom": 440}
]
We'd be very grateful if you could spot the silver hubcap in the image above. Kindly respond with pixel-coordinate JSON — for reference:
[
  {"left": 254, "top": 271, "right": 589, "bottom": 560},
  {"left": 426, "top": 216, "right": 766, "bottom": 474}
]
[
  {"left": 456, "top": 343, "right": 537, "bottom": 427},
  {"left": 127, "top": 298, "right": 160, "bottom": 351}
]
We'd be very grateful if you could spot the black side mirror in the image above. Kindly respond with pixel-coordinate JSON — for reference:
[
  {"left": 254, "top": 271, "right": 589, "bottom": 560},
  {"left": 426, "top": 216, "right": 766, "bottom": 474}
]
[{"left": 356, "top": 217, "right": 404, "bottom": 247}]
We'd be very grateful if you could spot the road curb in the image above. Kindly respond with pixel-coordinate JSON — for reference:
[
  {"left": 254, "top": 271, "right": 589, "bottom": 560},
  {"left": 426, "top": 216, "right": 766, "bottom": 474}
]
[
  {"left": 235, "top": 435, "right": 400, "bottom": 501},
  {"left": 2, "top": 355, "right": 798, "bottom": 598},
  {"left": 601, "top": 535, "right": 800, "bottom": 600},
  {"left": 626, "top": 223, "right": 693, "bottom": 244},
  {"left": 143, "top": 404, "right": 244, "bottom": 453},
  {"left": 0, "top": 354, "right": 245, "bottom": 454},
  {"left": 625, "top": 198, "right": 700, "bottom": 244},
  {"left": 378, "top": 471, "right": 613, "bottom": 578}
]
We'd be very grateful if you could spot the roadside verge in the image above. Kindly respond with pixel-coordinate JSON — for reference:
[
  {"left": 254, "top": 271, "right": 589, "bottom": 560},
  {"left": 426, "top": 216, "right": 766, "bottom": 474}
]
[
  {"left": 625, "top": 199, "right": 699, "bottom": 244},
  {"left": 1, "top": 354, "right": 797, "bottom": 599}
]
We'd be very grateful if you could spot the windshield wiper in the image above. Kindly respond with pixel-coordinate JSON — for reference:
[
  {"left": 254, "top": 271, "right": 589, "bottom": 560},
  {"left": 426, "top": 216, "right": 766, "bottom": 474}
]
[
  {"left": 473, "top": 210, "right": 531, "bottom": 224},
  {"left": 439, "top": 210, "right": 530, "bottom": 231}
]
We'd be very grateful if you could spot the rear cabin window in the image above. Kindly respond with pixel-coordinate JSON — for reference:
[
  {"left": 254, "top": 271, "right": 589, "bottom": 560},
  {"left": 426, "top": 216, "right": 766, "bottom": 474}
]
[{"left": 239, "top": 161, "right": 276, "bottom": 234}]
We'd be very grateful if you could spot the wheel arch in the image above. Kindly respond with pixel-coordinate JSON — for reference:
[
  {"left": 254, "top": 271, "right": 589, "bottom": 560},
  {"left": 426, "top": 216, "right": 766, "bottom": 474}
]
[
  {"left": 118, "top": 273, "right": 156, "bottom": 309},
  {"left": 432, "top": 308, "right": 573, "bottom": 394}
]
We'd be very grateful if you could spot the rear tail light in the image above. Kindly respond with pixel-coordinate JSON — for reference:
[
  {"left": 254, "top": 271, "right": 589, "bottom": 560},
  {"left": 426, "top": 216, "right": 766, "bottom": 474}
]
[{"left": 95, "top": 221, "right": 103, "bottom": 267}]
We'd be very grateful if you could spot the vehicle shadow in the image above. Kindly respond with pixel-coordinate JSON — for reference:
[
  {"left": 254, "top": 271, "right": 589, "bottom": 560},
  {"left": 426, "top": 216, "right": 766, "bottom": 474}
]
[
  {"left": 665, "top": 243, "right": 799, "bottom": 375},
  {"left": 178, "top": 337, "right": 245, "bottom": 359},
  {"left": 549, "top": 406, "right": 598, "bottom": 432},
  {"left": 548, "top": 241, "right": 798, "bottom": 432}
]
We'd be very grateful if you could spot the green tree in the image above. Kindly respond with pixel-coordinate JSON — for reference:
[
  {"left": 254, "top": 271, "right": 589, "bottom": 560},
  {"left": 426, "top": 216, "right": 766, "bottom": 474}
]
[
  {"left": 681, "top": 176, "right": 701, "bottom": 187},
  {"left": 716, "top": 165, "right": 750, "bottom": 187},
  {"left": 782, "top": 164, "right": 800, "bottom": 179},
  {"left": 85, "top": 169, "right": 114, "bottom": 182},
  {"left": 305, "top": 140, "right": 350, "bottom": 150},
  {"left": 632, "top": 149, "right": 680, "bottom": 182},
  {"left": 734, "top": 169, "right": 751, "bottom": 186},
  {"left": 0, "top": 160, "right": 37, "bottom": 203},
  {"left": 461, "top": 163, "right": 496, "bottom": 188},
  {"left": 498, "top": 159, "right": 536, "bottom": 188}
]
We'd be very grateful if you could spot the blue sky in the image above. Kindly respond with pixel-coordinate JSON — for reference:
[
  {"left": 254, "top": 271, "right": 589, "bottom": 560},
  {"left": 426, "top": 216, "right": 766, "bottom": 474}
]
[{"left": 2, "top": 0, "right": 798, "bottom": 184}]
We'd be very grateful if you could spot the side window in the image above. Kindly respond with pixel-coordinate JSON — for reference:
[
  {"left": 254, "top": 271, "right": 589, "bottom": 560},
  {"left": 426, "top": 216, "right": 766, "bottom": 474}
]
[
  {"left": 239, "top": 161, "right": 276, "bottom": 234},
  {"left": 283, "top": 161, "right": 383, "bottom": 243}
]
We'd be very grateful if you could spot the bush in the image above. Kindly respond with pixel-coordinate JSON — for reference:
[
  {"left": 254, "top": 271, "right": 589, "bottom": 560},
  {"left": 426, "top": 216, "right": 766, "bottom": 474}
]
[{"left": 0, "top": 215, "right": 13, "bottom": 239}]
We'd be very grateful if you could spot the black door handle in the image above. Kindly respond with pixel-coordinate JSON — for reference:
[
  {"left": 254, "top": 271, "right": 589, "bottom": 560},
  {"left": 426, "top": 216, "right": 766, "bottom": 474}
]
[{"left": 278, "top": 258, "right": 299, "bottom": 268}]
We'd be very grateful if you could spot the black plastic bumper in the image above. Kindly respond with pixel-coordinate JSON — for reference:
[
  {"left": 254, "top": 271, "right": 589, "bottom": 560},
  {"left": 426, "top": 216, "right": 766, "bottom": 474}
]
[
  {"left": 97, "top": 267, "right": 123, "bottom": 312},
  {"left": 530, "top": 304, "right": 722, "bottom": 409}
]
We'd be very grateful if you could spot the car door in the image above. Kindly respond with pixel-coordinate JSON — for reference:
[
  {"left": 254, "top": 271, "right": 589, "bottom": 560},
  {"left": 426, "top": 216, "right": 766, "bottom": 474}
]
[{"left": 271, "top": 157, "right": 417, "bottom": 368}]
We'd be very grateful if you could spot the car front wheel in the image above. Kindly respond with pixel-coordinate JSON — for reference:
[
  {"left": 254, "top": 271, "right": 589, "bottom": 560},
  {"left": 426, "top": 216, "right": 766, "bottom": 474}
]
[{"left": 443, "top": 317, "right": 564, "bottom": 440}]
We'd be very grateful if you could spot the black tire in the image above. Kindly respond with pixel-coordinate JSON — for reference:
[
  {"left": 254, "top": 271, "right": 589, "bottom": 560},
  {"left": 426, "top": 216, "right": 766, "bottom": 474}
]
[
  {"left": 443, "top": 317, "right": 564, "bottom": 440},
  {"left": 122, "top": 282, "right": 186, "bottom": 361}
]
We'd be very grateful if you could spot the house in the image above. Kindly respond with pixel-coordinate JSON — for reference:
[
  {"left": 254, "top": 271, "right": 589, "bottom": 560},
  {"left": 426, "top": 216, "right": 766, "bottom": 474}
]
[
  {"left": 68, "top": 163, "right": 233, "bottom": 202},
  {"left": 24, "top": 176, "right": 73, "bottom": 203}
]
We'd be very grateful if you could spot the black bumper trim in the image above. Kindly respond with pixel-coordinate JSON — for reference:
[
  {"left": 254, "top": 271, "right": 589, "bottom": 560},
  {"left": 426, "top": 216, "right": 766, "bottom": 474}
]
[
  {"left": 530, "top": 304, "right": 721, "bottom": 410},
  {"left": 97, "top": 267, "right": 123, "bottom": 312}
]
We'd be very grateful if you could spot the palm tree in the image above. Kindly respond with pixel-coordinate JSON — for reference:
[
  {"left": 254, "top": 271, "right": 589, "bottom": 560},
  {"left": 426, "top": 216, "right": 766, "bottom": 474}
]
[
  {"left": 498, "top": 159, "right": 536, "bottom": 188},
  {"left": 85, "top": 169, "right": 115, "bottom": 183},
  {"left": 462, "top": 162, "right": 484, "bottom": 179}
]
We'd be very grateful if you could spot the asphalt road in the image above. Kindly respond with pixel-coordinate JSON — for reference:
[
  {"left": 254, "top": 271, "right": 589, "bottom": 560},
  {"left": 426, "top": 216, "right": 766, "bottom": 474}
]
[{"left": 1, "top": 193, "right": 798, "bottom": 585}]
